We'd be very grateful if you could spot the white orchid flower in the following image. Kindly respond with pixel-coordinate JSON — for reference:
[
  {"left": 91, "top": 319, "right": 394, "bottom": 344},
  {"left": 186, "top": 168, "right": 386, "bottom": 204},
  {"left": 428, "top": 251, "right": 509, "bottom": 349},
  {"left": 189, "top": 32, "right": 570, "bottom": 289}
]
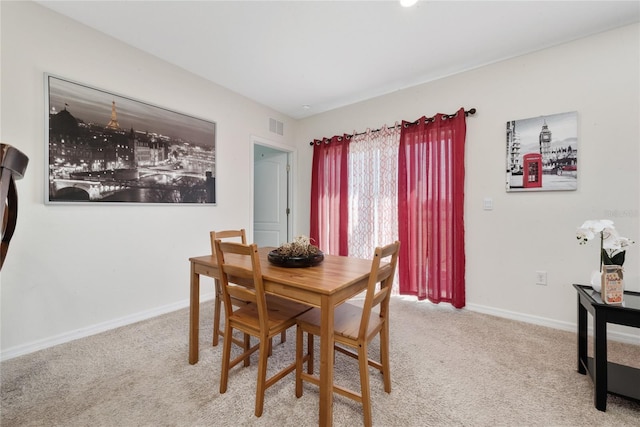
[
  {"left": 577, "top": 219, "right": 635, "bottom": 267},
  {"left": 576, "top": 219, "right": 615, "bottom": 244},
  {"left": 576, "top": 227, "right": 595, "bottom": 244},
  {"left": 581, "top": 219, "right": 614, "bottom": 233},
  {"left": 604, "top": 231, "right": 634, "bottom": 254},
  {"left": 602, "top": 227, "right": 619, "bottom": 247},
  {"left": 618, "top": 236, "right": 634, "bottom": 248}
]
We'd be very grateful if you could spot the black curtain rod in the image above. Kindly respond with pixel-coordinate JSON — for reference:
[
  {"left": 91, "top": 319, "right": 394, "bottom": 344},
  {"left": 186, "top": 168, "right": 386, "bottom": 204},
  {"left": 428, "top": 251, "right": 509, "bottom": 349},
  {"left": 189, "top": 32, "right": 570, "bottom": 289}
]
[{"left": 309, "top": 108, "right": 476, "bottom": 145}]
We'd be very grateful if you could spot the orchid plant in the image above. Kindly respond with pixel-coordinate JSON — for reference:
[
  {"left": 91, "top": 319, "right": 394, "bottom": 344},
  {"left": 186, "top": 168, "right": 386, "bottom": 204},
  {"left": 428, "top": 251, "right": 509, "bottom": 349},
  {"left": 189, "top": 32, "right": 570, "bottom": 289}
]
[{"left": 576, "top": 220, "right": 634, "bottom": 271}]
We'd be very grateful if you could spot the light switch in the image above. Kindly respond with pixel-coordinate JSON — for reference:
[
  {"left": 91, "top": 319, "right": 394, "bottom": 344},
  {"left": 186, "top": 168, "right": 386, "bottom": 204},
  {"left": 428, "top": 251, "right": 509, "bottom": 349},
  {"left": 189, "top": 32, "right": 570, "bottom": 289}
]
[{"left": 483, "top": 197, "right": 493, "bottom": 211}]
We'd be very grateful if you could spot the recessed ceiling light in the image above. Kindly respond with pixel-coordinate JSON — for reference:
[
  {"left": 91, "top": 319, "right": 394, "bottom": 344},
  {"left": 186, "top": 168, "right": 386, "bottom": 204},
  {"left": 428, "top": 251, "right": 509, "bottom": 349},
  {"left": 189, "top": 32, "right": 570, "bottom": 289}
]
[{"left": 400, "top": 0, "right": 418, "bottom": 7}]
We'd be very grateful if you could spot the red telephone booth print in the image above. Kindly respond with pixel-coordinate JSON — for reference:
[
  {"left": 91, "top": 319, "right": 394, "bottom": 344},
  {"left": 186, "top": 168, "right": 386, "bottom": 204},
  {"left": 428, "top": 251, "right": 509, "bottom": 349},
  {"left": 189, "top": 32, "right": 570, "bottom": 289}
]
[{"left": 523, "top": 153, "right": 542, "bottom": 188}]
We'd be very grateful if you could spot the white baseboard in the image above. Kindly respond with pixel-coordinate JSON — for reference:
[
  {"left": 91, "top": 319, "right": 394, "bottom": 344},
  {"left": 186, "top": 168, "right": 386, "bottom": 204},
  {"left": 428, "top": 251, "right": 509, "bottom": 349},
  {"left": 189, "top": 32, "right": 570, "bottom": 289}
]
[
  {"left": 0, "top": 292, "right": 216, "bottom": 362},
  {"left": 465, "top": 302, "right": 640, "bottom": 346},
  {"left": 3, "top": 294, "right": 637, "bottom": 362}
]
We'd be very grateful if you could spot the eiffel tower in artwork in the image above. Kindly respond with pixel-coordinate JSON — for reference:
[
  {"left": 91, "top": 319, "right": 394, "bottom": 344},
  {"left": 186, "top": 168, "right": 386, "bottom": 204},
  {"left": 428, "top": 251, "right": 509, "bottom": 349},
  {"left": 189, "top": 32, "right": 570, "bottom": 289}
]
[{"left": 106, "top": 100, "right": 121, "bottom": 130}]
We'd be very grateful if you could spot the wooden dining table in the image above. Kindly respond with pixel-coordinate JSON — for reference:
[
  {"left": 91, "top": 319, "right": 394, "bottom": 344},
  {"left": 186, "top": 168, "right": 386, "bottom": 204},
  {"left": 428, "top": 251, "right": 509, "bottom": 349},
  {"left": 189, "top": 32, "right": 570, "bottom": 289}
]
[{"left": 188, "top": 246, "right": 374, "bottom": 426}]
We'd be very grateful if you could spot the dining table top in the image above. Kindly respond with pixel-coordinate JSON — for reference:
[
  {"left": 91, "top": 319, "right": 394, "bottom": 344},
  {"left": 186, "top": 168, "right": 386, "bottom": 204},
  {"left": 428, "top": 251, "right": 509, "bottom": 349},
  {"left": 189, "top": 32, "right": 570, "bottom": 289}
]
[{"left": 189, "top": 246, "right": 374, "bottom": 302}]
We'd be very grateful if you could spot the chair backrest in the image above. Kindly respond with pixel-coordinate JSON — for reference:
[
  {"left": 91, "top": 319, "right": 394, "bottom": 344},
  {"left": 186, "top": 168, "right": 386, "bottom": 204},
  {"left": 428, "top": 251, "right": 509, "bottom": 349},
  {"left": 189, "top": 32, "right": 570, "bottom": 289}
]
[
  {"left": 210, "top": 229, "right": 246, "bottom": 254},
  {"left": 358, "top": 241, "right": 401, "bottom": 338},
  {"left": 1, "top": 144, "right": 29, "bottom": 271},
  {"left": 214, "top": 240, "right": 269, "bottom": 329}
]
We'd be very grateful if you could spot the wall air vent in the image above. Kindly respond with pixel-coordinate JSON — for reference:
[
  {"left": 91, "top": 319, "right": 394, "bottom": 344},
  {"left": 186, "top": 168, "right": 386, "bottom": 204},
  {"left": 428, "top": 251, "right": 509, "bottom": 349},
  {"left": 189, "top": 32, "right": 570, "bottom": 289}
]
[{"left": 269, "top": 118, "right": 284, "bottom": 136}]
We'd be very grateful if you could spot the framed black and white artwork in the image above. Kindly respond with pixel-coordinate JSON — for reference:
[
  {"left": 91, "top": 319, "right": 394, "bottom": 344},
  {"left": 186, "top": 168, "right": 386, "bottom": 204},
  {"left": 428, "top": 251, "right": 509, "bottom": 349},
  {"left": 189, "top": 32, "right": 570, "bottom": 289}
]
[
  {"left": 45, "top": 74, "right": 216, "bottom": 204},
  {"left": 506, "top": 111, "right": 578, "bottom": 192}
]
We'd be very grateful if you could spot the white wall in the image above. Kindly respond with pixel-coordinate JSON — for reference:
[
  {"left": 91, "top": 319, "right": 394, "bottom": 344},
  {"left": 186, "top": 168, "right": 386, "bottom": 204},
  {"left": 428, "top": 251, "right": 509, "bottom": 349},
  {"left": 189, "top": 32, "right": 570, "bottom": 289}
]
[
  {"left": 294, "top": 24, "right": 640, "bottom": 341},
  {"left": 0, "top": 1, "right": 298, "bottom": 358},
  {"left": 2, "top": 2, "right": 638, "bottom": 359}
]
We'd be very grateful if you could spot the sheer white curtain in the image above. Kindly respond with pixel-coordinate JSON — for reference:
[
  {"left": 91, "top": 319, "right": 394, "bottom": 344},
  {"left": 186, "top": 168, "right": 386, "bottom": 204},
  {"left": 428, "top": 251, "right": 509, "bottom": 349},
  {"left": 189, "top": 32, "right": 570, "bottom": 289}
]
[{"left": 348, "top": 125, "right": 400, "bottom": 291}]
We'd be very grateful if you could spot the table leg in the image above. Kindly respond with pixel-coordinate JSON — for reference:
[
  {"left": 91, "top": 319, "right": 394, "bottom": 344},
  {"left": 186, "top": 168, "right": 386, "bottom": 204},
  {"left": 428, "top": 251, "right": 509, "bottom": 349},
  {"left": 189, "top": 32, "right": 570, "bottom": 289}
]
[
  {"left": 577, "top": 296, "right": 587, "bottom": 375},
  {"left": 318, "top": 295, "right": 335, "bottom": 426},
  {"left": 189, "top": 262, "right": 200, "bottom": 365},
  {"left": 593, "top": 310, "right": 607, "bottom": 411}
]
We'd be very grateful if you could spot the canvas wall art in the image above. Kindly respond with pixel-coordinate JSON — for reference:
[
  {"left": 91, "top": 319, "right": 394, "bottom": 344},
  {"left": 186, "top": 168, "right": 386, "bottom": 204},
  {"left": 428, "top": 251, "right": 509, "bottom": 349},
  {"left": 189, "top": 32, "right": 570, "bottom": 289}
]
[
  {"left": 506, "top": 111, "right": 578, "bottom": 192},
  {"left": 45, "top": 74, "right": 216, "bottom": 204}
]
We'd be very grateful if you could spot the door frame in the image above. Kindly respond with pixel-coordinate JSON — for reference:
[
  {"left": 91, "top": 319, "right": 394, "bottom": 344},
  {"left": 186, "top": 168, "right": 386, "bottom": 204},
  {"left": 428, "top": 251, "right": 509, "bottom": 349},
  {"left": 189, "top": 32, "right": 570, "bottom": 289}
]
[{"left": 251, "top": 135, "right": 296, "bottom": 244}]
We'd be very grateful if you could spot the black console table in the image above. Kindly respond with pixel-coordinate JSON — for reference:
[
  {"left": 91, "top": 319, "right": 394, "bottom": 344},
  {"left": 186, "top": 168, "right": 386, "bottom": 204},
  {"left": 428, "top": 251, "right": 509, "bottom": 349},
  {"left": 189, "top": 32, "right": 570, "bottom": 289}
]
[{"left": 573, "top": 284, "right": 640, "bottom": 411}]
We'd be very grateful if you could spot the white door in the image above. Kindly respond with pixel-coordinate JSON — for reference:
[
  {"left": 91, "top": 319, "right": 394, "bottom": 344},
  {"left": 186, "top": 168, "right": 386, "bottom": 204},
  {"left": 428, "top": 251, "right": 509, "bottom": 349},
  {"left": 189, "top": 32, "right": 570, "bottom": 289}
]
[{"left": 254, "top": 145, "right": 289, "bottom": 247}]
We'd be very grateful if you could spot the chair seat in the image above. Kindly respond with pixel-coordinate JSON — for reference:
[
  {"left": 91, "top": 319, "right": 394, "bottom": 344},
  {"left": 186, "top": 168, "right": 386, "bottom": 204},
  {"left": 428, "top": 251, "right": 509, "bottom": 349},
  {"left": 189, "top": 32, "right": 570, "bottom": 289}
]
[
  {"left": 233, "top": 296, "right": 310, "bottom": 334},
  {"left": 296, "top": 303, "right": 384, "bottom": 342}
]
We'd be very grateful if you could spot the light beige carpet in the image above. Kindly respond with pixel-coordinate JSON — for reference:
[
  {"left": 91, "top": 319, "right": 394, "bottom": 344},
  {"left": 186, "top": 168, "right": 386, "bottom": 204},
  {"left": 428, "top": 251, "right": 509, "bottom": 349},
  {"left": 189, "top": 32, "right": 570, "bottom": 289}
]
[{"left": 1, "top": 297, "right": 639, "bottom": 426}]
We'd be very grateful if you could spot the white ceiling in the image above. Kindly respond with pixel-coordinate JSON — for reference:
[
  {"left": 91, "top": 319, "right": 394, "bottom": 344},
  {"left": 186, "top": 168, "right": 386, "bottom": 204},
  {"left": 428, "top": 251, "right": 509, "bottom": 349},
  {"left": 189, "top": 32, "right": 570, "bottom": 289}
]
[{"left": 36, "top": 1, "right": 640, "bottom": 119}]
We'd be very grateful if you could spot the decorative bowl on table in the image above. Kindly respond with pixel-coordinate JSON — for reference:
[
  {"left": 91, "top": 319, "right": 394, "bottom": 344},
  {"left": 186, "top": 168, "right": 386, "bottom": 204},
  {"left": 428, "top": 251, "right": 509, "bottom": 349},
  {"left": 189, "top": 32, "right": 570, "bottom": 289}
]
[
  {"left": 267, "top": 250, "right": 324, "bottom": 268},
  {"left": 267, "top": 235, "right": 324, "bottom": 268}
]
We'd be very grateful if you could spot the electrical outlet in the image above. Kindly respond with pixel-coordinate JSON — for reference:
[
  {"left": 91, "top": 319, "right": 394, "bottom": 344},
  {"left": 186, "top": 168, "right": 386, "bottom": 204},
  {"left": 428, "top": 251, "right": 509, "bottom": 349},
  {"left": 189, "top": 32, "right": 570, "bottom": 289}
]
[{"left": 535, "top": 271, "right": 547, "bottom": 285}]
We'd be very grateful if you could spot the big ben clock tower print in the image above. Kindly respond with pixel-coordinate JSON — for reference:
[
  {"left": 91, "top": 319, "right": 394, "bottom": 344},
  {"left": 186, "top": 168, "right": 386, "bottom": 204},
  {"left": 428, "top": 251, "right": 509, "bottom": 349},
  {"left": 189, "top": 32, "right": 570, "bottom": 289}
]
[
  {"left": 506, "top": 111, "right": 578, "bottom": 192},
  {"left": 539, "top": 120, "right": 552, "bottom": 168}
]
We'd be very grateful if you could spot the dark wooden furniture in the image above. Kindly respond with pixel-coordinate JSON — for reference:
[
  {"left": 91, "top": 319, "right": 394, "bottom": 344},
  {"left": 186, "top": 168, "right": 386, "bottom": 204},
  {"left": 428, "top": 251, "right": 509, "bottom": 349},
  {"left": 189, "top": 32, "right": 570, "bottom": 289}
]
[
  {"left": 573, "top": 284, "right": 640, "bottom": 411},
  {"left": 1, "top": 143, "right": 29, "bottom": 270}
]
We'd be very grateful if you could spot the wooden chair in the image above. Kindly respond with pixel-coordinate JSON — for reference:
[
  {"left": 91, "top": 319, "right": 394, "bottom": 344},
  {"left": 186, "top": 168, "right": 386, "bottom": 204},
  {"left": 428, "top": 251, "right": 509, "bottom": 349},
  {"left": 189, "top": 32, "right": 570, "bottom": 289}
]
[
  {"left": 210, "top": 229, "right": 247, "bottom": 347},
  {"left": 215, "top": 240, "right": 311, "bottom": 417},
  {"left": 295, "top": 241, "right": 400, "bottom": 427},
  {"left": 210, "top": 229, "right": 287, "bottom": 352}
]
